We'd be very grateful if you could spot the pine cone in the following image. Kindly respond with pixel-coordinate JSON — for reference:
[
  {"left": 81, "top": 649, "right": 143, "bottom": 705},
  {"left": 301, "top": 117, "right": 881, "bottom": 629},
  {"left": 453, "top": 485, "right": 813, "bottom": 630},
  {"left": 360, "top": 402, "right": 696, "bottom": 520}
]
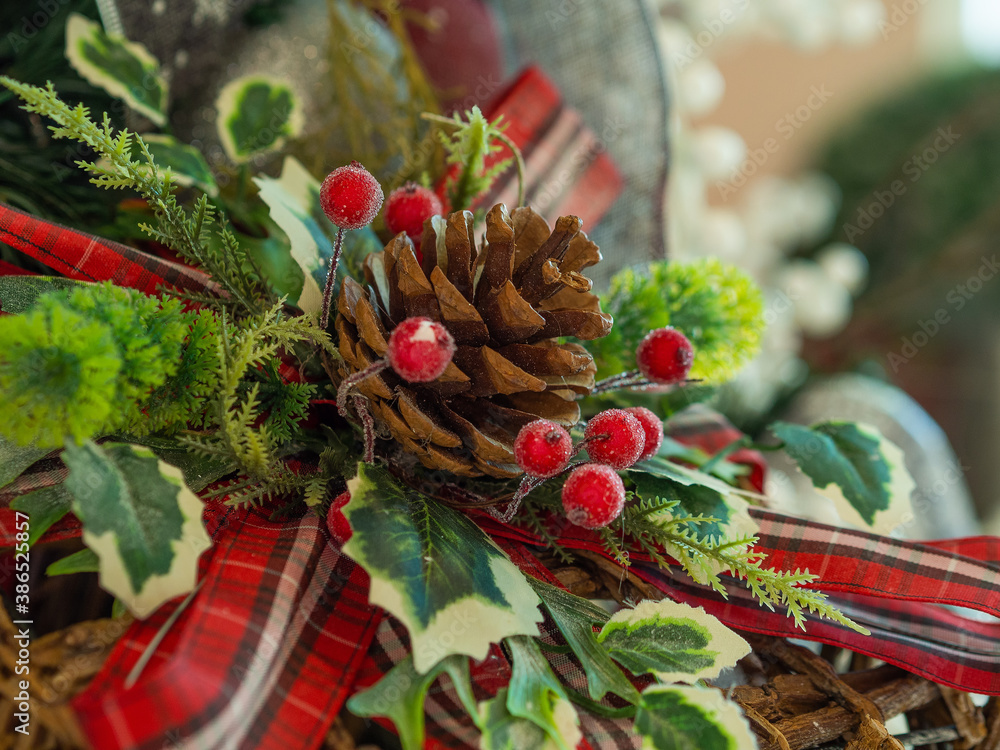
[{"left": 332, "top": 204, "right": 612, "bottom": 478}]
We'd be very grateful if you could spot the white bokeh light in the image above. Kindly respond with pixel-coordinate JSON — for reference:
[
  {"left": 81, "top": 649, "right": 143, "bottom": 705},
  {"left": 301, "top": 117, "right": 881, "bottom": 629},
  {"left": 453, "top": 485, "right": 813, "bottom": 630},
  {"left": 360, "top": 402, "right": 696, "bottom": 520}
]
[{"left": 962, "top": 0, "right": 1000, "bottom": 65}]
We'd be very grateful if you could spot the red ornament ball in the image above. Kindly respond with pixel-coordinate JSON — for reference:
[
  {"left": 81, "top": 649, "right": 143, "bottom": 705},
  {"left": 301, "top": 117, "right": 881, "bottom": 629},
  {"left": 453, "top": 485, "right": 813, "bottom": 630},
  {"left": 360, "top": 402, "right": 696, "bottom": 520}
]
[
  {"left": 385, "top": 182, "right": 443, "bottom": 243},
  {"left": 514, "top": 419, "right": 573, "bottom": 478},
  {"left": 625, "top": 406, "right": 664, "bottom": 462},
  {"left": 584, "top": 408, "right": 645, "bottom": 469},
  {"left": 320, "top": 161, "right": 384, "bottom": 230},
  {"left": 561, "top": 463, "right": 626, "bottom": 529},
  {"left": 636, "top": 327, "right": 694, "bottom": 385},
  {"left": 387, "top": 317, "right": 456, "bottom": 383}
]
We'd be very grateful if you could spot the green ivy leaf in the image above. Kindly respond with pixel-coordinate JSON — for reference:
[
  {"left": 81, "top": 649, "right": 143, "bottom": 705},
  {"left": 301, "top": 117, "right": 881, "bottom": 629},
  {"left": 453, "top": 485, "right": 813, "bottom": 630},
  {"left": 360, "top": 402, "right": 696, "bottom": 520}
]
[
  {"left": 634, "top": 684, "right": 758, "bottom": 750},
  {"left": 597, "top": 600, "right": 749, "bottom": 684},
  {"left": 505, "top": 636, "right": 582, "bottom": 750},
  {"left": 342, "top": 465, "right": 542, "bottom": 672},
  {"left": 47, "top": 547, "right": 100, "bottom": 576},
  {"left": 10, "top": 486, "right": 73, "bottom": 547},
  {"left": 772, "top": 421, "right": 915, "bottom": 533},
  {"left": 478, "top": 689, "right": 552, "bottom": 750},
  {"left": 347, "top": 654, "right": 476, "bottom": 750},
  {"left": 527, "top": 578, "right": 639, "bottom": 703},
  {"left": 64, "top": 13, "right": 168, "bottom": 126},
  {"left": 216, "top": 75, "right": 303, "bottom": 163},
  {"left": 0, "top": 276, "right": 87, "bottom": 316},
  {"left": 141, "top": 135, "right": 217, "bottom": 197},
  {"left": 63, "top": 440, "right": 211, "bottom": 618}
]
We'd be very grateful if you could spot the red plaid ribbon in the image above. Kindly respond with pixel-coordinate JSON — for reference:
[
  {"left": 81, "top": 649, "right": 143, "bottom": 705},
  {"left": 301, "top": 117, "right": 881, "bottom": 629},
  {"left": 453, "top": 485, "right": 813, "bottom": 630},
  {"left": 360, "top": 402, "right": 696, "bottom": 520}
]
[
  {"left": 74, "top": 503, "right": 381, "bottom": 750},
  {"left": 0, "top": 203, "right": 219, "bottom": 296}
]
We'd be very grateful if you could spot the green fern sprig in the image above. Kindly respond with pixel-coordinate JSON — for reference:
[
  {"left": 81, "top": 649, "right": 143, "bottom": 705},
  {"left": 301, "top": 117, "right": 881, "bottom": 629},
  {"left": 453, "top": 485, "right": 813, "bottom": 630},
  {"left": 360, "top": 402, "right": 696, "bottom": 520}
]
[
  {"left": 0, "top": 77, "right": 268, "bottom": 315},
  {"left": 423, "top": 107, "right": 522, "bottom": 210}
]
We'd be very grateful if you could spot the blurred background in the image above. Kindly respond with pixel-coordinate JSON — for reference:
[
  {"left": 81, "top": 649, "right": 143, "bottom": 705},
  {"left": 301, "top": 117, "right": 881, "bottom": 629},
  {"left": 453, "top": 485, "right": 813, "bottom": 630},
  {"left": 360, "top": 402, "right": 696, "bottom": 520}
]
[
  {"left": 656, "top": 0, "right": 1000, "bottom": 539},
  {"left": 3, "top": 0, "right": 1000, "bottom": 539}
]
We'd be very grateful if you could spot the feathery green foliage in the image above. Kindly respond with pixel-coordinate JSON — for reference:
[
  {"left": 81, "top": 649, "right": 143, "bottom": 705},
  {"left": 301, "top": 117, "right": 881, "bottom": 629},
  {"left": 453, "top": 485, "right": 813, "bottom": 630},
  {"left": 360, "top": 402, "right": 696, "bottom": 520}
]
[
  {"left": 0, "top": 301, "right": 121, "bottom": 447},
  {"left": 180, "top": 300, "right": 335, "bottom": 505},
  {"left": 589, "top": 259, "right": 765, "bottom": 383},
  {"left": 436, "top": 106, "right": 512, "bottom": 211},
  {"left": 0, "top": 77, "right": 270, "bottom": 316},
  {"left": 520, "top": 485, "right": 864, "bottom": 634},
  {"left": 0, "top": 282, "right": 197, "bottom": 447}
]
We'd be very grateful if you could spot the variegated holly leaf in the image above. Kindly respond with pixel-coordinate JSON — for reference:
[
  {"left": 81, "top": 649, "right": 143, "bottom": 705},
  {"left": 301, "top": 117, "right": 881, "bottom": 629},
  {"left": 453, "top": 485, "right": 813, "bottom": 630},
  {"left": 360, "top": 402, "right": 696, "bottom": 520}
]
[
  {"left": 342, "top": 465, "right": 542, "bottom": 672},
  {"left": 63, "top": 440, "right": 211, "bottom": 618},
  {"left": 347, "top": 654, "right": 476, "bottom": 750},
  {"left": 528, "top": 578, "right": 638, "bottom": 703},
  {"left": 478, "top": 688, "right": 581, "bottom": 750},
  {"left": 216, "top": 75, "right": 303, "bottom": 163},
  {"left": 597, "top": 600, "right": 749, "bottom": 684},
  {"left": 64, "top": 13, "right": 167, "bottom": 125},
  {"left": 254, "top": 156, "right": 381, "bottom": 312},
  {"left": 635, "top": 684, "right": 758, "bottom": 750},
  {"left": 771, "top": 421, "right": 915, "bottom": 534},
  {"left": 141, "top": 135, "right": 217, "bottom": 197},
  {"left": 505, "top": 636, "right": 582, "bottom": 750},
  {"left": 10, "top": 485, "right": 72, "bottom": 546}
]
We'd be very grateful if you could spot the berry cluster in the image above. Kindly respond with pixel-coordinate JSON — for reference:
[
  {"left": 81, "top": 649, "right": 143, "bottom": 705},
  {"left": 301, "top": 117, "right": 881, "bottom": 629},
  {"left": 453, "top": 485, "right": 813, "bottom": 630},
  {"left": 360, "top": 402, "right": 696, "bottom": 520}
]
[
  {"left": 510, "top": 326, "right": 695, "bottom": 531},
  {"left": 513, "top": 405, "right": 665, "bottom": 530}
]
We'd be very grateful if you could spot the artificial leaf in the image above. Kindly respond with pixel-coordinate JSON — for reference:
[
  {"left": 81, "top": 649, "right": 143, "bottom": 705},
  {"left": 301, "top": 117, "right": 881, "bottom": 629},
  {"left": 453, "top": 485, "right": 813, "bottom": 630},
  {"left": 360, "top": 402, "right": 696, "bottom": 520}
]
[
  {"left": 347, "top": 654, "right": 476, "bottom": 750},
  {"left": 0, "top": 276, "right": 87, "bottom": 316},
  {"left": 64, "top": 13, "right": 168, "bottom": 125},
  {"left": 629, "top": 470, "right": 758, "bottom": 543},
  {"left": 505, "top": 636, "right": 582, "bottom": 750},
  {"left": 527, "top": 578, "right": 639, "bottom": 703},
  {"left": 478, "top": 690, "right": 549, "bottom": 750},
  {"left": 10, "top": 486, "right": 73, "bottom": 547},
  {"left": 127, "top": 434, "right": 237, "bottom": 493},
  {"left": 216, "top": 75, "right": 303, "bottom": 163},
  {"left": 771, "top": 421, "right": 915, "bottom": 533},
  {"left": 63, "top": 440, "right": 211, "bottom": 618},
  {"left": 342, "top": 465, "right": 542, "bottom": 672},
  {"left": 255, "top": 156, "right": 380, "bottom": 311},
  {"left": 597, "top": 600, "right": 749, "bottom": 684},
  {"left": 47, "top": 547, "right": 99, "bottom": 576},
  {"left": 141, "top": 135, "right": 218, "bottom": 197},
  {"left": 634, "top": 684, "right": 758, "bottom": 750},
  {"left": 478, "top": 688, "right": 578, "bottom": 750}
]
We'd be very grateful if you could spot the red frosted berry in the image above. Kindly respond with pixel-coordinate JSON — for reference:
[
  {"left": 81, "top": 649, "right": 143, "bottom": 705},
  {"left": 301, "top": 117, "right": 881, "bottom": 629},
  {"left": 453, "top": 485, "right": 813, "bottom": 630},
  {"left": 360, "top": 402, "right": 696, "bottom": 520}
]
[
  {"left": 320, "top": 161, "right": 384, "bottom": 230},
  {"left": 387, "top": 317, "right": 456, "bottom": 382},
  {"left": 514, "top": 419, "right": 573, "bottom": 478},
  {"left": 636, "top": 327, "right": 694, "bottom": 384},
  {"left": 625, "top": 406, "right": 664, "bottom": 462},
  {"left": 385, "top": 182, "right": 443, "bottom": 244},
  {"left": 561, "top": 463, "right": 626, "bottom": 529},
  {"left": 584, "top": 408, "right": 644, "bottom": 469}
]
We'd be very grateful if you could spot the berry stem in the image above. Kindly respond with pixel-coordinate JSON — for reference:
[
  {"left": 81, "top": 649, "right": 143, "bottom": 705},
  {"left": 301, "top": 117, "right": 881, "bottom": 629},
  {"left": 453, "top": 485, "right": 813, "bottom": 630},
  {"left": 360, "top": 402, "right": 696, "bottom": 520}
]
[
  {"left": 353, "top": 394, "right": 377, "bottom": 463},
  {"left": 319, "top": 225, "right": 346, "bottom": 332},
  {"left": 590, "top": 370, "right": 703, "bottom": 395},
  {"left": 336, "top": 358, "right": 388, "bottom": 418}
]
